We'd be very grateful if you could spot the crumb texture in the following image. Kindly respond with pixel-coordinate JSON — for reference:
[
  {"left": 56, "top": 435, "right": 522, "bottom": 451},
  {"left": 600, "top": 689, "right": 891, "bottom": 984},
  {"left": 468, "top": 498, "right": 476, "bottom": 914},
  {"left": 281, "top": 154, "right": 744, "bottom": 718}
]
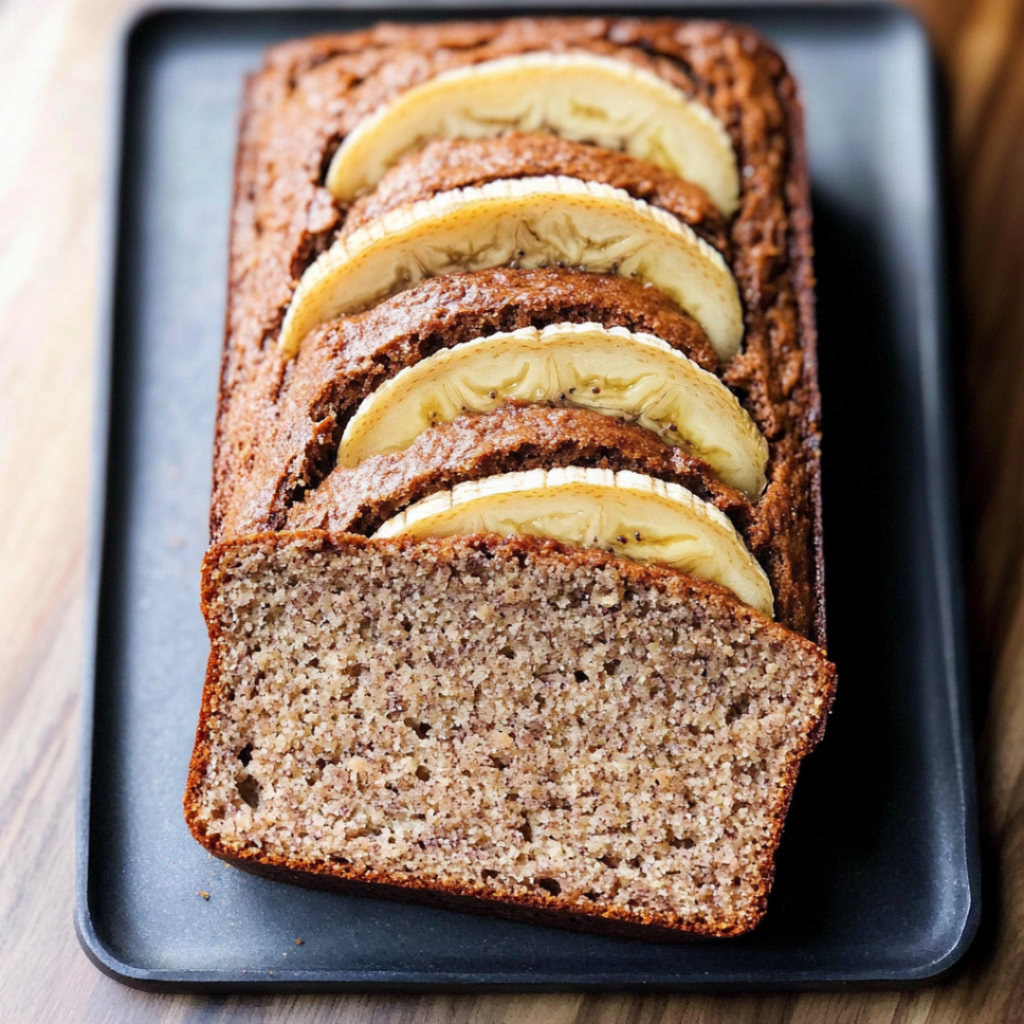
[{"left": 188, "top": 534, "right": 834, "bottom": 936}]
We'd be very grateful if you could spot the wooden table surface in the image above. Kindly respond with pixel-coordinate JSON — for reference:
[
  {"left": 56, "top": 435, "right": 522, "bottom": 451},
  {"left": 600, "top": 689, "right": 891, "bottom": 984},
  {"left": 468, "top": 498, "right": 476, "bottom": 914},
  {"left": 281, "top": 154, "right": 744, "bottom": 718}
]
[{"left": 3, "top": 0, "right": 1024, "bottom": 1019}]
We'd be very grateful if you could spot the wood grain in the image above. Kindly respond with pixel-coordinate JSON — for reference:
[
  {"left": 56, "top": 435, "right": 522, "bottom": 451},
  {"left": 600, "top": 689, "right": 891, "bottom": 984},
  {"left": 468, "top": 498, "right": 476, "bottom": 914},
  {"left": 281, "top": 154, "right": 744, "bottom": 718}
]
[{"left": 2, "top": 0, "right": 1024, "bottom": 1019}]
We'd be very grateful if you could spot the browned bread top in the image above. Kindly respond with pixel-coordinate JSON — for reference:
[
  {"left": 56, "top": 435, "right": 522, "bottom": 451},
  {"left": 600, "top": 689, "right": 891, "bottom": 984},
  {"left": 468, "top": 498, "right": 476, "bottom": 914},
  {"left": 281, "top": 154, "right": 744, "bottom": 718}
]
[{"left": 210, "top": 17, "right": 824, "bottom": 641}]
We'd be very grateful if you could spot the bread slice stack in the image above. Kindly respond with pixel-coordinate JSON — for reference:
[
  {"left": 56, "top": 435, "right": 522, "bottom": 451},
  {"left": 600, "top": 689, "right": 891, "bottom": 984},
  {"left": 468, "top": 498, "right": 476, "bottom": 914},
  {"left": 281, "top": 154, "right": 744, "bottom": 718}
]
[{"left": 185, "top": 18, "right": 836, "bottom": 941}]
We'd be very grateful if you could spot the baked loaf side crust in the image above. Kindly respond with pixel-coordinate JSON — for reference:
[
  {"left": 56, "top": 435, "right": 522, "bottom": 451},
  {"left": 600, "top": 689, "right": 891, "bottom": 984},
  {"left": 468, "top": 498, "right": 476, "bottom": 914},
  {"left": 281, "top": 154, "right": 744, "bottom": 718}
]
[
  {"left": 210, "top": 17, "right": 825, "bottom": 644},
  {"left": 186, "top": 532, "right": 836, "bottom": 941}
]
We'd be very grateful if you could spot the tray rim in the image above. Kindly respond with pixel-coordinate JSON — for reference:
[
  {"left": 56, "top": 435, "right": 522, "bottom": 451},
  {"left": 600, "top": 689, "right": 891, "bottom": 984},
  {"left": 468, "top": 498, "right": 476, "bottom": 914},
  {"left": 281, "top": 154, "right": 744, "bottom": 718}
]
[{"left": 75, "top": 0, "right": 981, "bottom": 992}]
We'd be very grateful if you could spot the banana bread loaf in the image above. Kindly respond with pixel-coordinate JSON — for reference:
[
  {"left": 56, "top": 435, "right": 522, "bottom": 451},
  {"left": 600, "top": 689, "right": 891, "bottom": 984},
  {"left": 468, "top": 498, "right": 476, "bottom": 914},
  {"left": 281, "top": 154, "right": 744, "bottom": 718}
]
[{"left": 185, "top": 16, "right": 835, "bottom": 941}]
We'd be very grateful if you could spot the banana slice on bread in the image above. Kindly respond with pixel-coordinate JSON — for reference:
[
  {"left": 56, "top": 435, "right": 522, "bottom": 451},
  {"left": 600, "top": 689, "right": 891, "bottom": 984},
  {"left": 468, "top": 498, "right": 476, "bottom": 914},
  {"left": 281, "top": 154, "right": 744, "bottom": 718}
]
[
  {"left": 279, "top": 177, "right": 742, "bottom": 360},
  {"left": 339, "top": 323, "right": 767, "bottom": 497},
  {"left": 325, "top": 52, "right": 739, "bottom": 215},
  {"left": 374, "top": 467, "right": 773, "bottom": 617}
]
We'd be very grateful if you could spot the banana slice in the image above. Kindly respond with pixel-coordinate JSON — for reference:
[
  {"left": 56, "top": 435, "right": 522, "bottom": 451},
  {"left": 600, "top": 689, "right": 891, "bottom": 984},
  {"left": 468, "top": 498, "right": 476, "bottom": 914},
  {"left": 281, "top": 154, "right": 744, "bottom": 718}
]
[
  {"left": 279, "top": 177, "right": 743, "bottom": 361},
  {"left": 325, "top": 52, "right": 739, "bottom": 216},
  {"left": 374, "top": 467, "right": 773, "bottom": 616},
  {"left": 339, "top": 323, "right": 767, "bottom": 497}
]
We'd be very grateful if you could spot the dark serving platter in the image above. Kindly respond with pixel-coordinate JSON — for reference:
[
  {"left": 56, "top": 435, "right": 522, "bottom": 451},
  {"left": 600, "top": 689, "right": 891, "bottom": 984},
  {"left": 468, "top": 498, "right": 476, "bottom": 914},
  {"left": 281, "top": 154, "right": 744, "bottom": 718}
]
[{"left": 76, "top": 0, "right": 979, "bottom": 990}]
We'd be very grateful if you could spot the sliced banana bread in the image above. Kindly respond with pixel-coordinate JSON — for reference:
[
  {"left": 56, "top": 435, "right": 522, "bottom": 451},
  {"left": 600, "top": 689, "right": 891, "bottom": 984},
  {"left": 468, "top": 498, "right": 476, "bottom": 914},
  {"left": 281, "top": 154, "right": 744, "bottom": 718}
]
[{"left": 186, "top": 16, "right": 833, "bottom": 940}]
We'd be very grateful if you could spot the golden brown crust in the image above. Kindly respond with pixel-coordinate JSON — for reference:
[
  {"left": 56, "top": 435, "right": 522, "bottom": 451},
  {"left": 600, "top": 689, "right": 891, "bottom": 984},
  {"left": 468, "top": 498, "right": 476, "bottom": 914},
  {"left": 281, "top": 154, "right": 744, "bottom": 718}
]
[{"left": 185, "top": 531, "right": 836, "bottom": 940}]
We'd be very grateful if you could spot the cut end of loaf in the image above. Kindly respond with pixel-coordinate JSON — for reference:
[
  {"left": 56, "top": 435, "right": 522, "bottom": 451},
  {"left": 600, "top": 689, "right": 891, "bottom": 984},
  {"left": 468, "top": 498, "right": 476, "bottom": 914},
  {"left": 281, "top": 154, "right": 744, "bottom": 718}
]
[{"left": 186, "top": 531, "right": 834, "bottom": 939}]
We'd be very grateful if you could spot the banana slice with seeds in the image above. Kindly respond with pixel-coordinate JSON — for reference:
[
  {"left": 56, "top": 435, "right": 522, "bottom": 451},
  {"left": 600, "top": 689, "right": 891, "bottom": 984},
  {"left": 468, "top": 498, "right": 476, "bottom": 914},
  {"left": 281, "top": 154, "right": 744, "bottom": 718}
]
[
  {"left": 325, "top": 52, "right": 739, "bottom": 216},
  {"left": 339, "top": 323, "right": 767, "bottom": 498},
  {"left": 374, "top": 467, "right": 773, "bottom": 617},
  {"left": 279, "top": 177, "right": 743, "bottom": 361}
]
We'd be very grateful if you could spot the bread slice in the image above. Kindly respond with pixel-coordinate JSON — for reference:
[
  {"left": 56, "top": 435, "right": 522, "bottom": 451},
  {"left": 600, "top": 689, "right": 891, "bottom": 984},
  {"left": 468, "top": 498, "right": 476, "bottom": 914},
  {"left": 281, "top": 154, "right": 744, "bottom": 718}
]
[{"left": 186, "top": 532, "right": 835, "bottom": 940}]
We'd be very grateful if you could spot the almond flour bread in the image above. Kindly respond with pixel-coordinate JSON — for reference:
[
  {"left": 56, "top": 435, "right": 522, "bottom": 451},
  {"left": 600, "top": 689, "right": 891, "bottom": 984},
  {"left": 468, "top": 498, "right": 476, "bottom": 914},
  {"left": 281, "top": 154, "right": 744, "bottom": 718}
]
[{"left": 185, "top": 17, "right": 835, "bottom": 941}]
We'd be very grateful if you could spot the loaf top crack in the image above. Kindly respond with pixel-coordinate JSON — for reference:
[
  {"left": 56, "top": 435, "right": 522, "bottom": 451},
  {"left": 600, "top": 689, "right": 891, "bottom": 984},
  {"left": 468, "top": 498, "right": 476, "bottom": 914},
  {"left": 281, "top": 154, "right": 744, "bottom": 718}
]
[{"left": 211, "top": 16, "right": 823, "bottom": 640}]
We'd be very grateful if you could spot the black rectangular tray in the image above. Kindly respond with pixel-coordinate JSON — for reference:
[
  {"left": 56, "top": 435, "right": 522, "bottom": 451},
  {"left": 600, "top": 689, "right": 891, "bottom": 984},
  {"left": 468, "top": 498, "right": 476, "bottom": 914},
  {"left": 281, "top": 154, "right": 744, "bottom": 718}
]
[{"left": 76, "top": 1, "right": 980, "bottom": 990}]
